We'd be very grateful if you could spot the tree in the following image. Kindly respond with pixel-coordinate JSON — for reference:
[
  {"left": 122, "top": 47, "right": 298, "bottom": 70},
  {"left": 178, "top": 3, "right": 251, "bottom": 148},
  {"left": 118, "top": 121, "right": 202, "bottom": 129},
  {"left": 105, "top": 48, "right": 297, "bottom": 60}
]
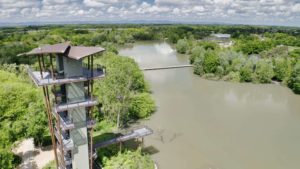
[
  {"left": 0, "top": 69, "right": 47, "bottom": 167},
  {"left": 254, "top": 59, "right": 274, "bottom": 83},
  {"left": 273, "top": 57, "right": 292, "bottom": 82},
  {"left": 260, "top": 45, "right": 289, "bottom": 58},
  {"left": 288, "top": 61, "right": 300, "bottom": 94},
  {"left": 215, "top": 66, "right": 224, "bottom": 77},
  {"left": 193, "top": 57, "right": 205, "bottom": 76},
  {"left": 94, "top": 52, "right": 152, "bottom": 128},
  {"left": 198, "top": 41, "right": 219, "bottom": 50},
  {"left": 189, "top": 46, "right": 205, "bottom": 64},
  {"left": 103, "top": 148, "right": 154, "bottom": 169},
  {"left": 0, "top": 148, "right": 21, "bottom": 169},
  {"left": 129, "top": 93, "right": 155, "bottom": 119},
  {"left": 223, "top": 71, "right": 241, "bottom": 82},
  {"left": 175, "top": 39, "right": 189, "bottom": 54},
  {"left": 203, "top": 50, "right": 220, "bottom": 73},
  {"left": 289, "top": 49, "right": 300, "bottom": 59},
  {"left": 240, "top": 60, "right": 254, "bottom": 82}
]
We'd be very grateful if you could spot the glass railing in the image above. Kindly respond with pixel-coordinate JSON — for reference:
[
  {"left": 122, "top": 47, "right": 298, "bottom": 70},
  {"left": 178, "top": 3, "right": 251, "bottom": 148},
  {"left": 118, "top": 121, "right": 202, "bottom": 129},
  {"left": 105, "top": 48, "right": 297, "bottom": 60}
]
[
  {"left": 82, "top": 63, "right": 105, "bottom": 70},
  {"left": 27, "top": 65, "right": 105, "bottom": 86},
  {"left": 59, "top": 115, "right": 74, "bottom": 130},
  {"left": 57, "top": 150, "right": 72, "bottom": 167}
]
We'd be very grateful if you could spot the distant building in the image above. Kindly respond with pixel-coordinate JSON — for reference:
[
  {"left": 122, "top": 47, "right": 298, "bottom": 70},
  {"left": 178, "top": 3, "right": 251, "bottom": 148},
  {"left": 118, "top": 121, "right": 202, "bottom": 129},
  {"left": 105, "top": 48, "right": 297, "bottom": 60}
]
[
  {"left": 211, "top": 34, "right": 231, "bottom": 41},
  {"left": 209, "top": 33, "right": 232, "bottom": 48}
]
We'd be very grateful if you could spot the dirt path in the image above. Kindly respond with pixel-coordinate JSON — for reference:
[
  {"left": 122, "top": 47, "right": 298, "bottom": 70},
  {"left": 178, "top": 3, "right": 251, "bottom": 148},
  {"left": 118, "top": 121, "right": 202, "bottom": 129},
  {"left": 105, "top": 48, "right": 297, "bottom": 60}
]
[{"left": 13, "top": 138, "right": 54, "bottom": 169}]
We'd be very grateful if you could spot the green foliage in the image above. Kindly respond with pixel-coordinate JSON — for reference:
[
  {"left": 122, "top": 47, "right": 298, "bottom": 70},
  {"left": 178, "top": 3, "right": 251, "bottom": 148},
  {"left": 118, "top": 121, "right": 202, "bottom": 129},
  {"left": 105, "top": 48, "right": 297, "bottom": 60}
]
[
  {"left": 0, "top": 69, "right": 47, "bottom": 168},
  {"left": 94, "top": 52, "right": 152, "bottom": 127},
  {"left": 193, "top": 61, "right": 205, "bottom": 76},
  {"left": 176, "top": 39, "right": 189, "bottom": 54},
  {"left": 132, "top": 28, "right": 156, "bottom": 40},
  {"left": 203, "top": 50, "right": 220, "bottom": 73},
  {"left": 129, "top": 93, "right": 155, "bottom": 119},
  {"left": 94, "top": 119, "right": 116, "bottom": 134},
  {"left": 103, "top": 148, "right": 154, "bottom": 169},
  {"left": 265, "top": 33, "right": 300, "bottom": 46},
  {"left": 95, "top": 133, "right": 120, "bottom": 163},
  {"left": 254, "top": 59, "right": 274, "bottom": 83},
  {"left": 0, "top": 42, "right": 34, "bottom": 64},
  {"left": 190, "top": 46, "right": 205, "bottom": 64},
  {"left": 240, "top": 60, "right": 254, "bottom": 82},
  {"left": 215, "top": 66, "right": 224, "bottom": 77},
  {"left": 42, "top": 160, "right": 56, "bottom": 169},
  {"left": 289, "top": 49, "right": 300, "bottom": 59},
  {"left": 0, "top": 148, "right": 21, "bottom": 169},
  {"left": 223, "top": 71, "right": 241, "bottom": 82},
  {"left": 203, "top": 73, "right": 217, "bottom": 80},
  {"left": 198, "top": 41, "right": 219, "bottom": 50},
  {"left": 260, "top": 45, "right": 289, "bottom": 58},
  {"left": 235, "top": 35, "right": 274, "bottom": 55},
  {"left": 288, "top": 61, "right": 300, "bottom": 94},
  {"left": 229, "top": 55, "right": 246, "bottom": 72},
  {"left": 273, "top": 57, "right": 292, "bottom": 81}
]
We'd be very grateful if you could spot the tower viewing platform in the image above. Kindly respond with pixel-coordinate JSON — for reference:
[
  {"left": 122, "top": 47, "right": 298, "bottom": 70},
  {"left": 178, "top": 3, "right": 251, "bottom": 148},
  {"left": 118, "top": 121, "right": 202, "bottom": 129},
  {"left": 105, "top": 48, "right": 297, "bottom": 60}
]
[{"left": 20, "top": 42, "right": 105, "bottom": 169}]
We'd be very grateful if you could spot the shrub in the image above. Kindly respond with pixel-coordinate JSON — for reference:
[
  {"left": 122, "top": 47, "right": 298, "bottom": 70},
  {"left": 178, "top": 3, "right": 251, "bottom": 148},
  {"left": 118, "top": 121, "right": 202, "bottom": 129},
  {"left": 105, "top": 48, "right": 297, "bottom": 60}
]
[
  {"left": 215, "top": 66, "right": 224, "bottom": 77},
  {"left": 254, "top": 59, "right": 274, "bottom": 83},
  {"left": 273, "top": 57, "right": 292, "bottom": 81},
  {"left": 0, "top": 148, "right": 21, "bottom": 169},
  {"left": 129, "top": 93, "right": 155, "bottom": 119},
  {"left": 240, "top": 60, "right": 254, "bottom": 82},
  {"left": 260, "top": 45, "right": 289, "bottom": 58},
  {"left": 223, "top": 71, "right": 241, "bottom": 82},
  {"left": 229, "top": 56, "right": 246, "bottom": 72},
  {"left": 193, "top": 58, "right": 205, "bottom": 76},
  {"left": 203, "top": 73, "right": 217, "bottom": 80},
  {"left": 175, "top": 39, "right": 189, "bottom": 54},
  {"left": 198, "top": 41, "right": 219, "bottom": 50},
  {"left": 288, "top": 61, "right": 300, "bottom": 94},
  {"left": 103, "top": 148, "right": 154, "bottom": 169},
  {"left": 203, "top": 50, "right": 220, "bottom": 73},
  {"left": 218, "top": 50, "right": 232, "bottom": 74},
  {"left": 289, "top": 49, "right": 300, "bottom": 59},
  {"left": 190, "top": 46, "right": 205, "bottom": 64}
]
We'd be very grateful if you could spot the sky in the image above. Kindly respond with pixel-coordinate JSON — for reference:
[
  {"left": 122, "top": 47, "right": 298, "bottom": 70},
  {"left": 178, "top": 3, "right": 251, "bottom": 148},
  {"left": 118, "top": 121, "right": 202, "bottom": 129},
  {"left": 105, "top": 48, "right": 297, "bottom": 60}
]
[{"left": 0, "top": 0, "right": 300, "bottom": 26}]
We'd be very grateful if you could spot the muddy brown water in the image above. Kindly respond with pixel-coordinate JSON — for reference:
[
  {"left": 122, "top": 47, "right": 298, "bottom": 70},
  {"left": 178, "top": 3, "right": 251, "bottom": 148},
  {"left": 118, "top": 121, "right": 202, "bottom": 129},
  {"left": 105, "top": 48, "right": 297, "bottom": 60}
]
[{"left": 119, "top": 41, "right": 300, "bottom": 169}]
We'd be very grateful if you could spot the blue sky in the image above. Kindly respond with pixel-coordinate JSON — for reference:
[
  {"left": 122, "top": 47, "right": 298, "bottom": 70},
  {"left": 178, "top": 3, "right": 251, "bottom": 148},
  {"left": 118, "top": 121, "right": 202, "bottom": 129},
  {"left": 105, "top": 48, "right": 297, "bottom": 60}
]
[{"left": 0, "top": 0, "right": 299, "bottom": 26}]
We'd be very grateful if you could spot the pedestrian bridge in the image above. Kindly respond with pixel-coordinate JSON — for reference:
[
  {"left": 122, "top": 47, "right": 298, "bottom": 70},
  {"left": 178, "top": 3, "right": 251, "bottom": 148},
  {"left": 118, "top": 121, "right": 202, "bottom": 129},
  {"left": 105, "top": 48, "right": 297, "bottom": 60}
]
[
  {"left": 93, "top": 126, "right": 153, "bottom": 149},
  {"left": 141, "top": 64, "right": 193, "bottom": 71}
]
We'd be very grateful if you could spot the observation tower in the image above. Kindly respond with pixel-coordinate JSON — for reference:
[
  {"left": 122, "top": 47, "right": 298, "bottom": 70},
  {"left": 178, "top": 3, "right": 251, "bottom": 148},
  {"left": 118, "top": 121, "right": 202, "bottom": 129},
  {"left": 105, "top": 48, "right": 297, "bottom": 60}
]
[{"left": 20, "top": 42, "right": 105, "bottom": 169}]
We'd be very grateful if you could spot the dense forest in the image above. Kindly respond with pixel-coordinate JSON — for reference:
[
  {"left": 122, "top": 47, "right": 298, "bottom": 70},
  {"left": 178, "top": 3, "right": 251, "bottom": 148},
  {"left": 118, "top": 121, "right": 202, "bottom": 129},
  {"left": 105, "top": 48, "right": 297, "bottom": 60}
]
[
  {"left": 0, "top": 24, "right": 300, "bottom": 168},
  {"left": 174, "top": 29, "right": 300, "bottom": 94}
]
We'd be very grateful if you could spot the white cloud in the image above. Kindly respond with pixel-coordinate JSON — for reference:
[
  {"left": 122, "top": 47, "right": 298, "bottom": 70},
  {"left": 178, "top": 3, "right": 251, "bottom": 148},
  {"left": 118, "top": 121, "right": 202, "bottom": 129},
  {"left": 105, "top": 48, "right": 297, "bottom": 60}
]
[
  {"left": 107, "top": 6, "right": 117, "bottom": 13},
  {"left": 292, "top": 3, "right": 300, "bottom": 12},
  {"left": 0, "top": 0, "right": 40, "bottom": 9},
  {"left": 0, "top": 0, "right": 299, "bottom": 26},
  {"left": 193, "top": 6, "right": 204, "bottom": 12},
  {"left": 83, "top": 0, "right": 106, "bottom": 7}
]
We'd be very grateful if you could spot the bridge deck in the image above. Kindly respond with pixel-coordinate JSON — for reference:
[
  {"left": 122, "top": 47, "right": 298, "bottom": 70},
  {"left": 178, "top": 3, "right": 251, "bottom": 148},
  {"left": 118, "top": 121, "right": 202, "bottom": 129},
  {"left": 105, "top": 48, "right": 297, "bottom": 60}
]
[
  {"left": 142, "top": 64, "right": 193, "bottom": 71},
  {"left": 93, "top": 126, "right": 153, "bottom": 149}
]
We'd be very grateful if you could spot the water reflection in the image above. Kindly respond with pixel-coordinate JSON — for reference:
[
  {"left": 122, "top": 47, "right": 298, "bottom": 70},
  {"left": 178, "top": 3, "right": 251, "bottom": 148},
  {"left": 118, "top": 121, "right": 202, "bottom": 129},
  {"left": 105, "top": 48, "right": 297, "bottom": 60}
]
[{"left": 120, "top": 41, "right": 188, "bottom": 68}]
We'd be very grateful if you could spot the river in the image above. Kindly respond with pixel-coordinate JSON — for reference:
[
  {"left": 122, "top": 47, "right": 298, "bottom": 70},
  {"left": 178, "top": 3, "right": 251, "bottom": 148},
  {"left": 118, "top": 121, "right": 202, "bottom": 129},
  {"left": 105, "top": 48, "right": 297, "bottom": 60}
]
[{"left": 119, "top": 41, "right": 300, "bottom": 169}]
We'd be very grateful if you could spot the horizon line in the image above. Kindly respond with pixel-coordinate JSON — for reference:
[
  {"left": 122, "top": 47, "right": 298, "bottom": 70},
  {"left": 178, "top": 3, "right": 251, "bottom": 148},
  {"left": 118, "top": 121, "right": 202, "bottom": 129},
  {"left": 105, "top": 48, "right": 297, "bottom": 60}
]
[{"left": 0, "top": 20, "right": 300, "bottom": 28}]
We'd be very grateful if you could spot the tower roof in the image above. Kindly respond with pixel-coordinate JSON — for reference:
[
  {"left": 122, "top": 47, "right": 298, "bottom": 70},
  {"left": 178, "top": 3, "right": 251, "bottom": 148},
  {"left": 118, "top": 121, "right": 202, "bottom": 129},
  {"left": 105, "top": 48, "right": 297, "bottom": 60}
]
[{"left": 20, "top": 42, "right": 105, "bottom": 60}]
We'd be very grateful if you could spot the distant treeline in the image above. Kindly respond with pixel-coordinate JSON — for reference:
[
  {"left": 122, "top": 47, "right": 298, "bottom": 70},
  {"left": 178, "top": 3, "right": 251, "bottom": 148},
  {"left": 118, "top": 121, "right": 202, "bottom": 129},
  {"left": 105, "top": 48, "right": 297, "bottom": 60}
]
[{"left": 1, "top": 24, "right": 300, "bottom": 64}]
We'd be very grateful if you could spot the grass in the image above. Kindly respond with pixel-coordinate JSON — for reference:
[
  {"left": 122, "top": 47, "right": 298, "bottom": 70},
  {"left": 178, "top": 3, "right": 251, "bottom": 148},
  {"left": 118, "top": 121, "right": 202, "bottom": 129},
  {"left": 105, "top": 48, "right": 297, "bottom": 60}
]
[
  {"left": 93, "top": 119, "right": 116, "bottom": 142},
  {"left": 288, "top": 46, "right": 300, "bottom": 51},
  {"left": 42, "top": 160, "right": 56, "bottom": 169}
]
